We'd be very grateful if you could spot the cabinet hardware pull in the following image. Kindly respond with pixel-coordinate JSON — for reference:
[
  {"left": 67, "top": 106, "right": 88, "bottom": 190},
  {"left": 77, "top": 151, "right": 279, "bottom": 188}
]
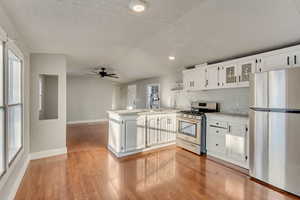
[
  {"left": 216, "top": 144, "right": 219, "bottom": 146},
  {"left": 239, "top": 76, "right": 241, "bottom": 82},
  {"left": 295, "top": 55, "right": 297, "bottom": 65},
  {"left": 255, "top": 59, "right": 258, "bottom": 64},
  {"left": 287, "top": 56, "right": 290, "bottom": 65},
  {"left": 259, "top": 68, "right": 262, "bottom": 72},
  {"left": 228, "top": 125, "right": 231, "bottom": 132}
]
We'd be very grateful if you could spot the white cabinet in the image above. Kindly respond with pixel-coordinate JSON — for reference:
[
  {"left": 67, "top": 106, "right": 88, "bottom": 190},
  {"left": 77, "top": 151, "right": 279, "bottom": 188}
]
[
  {"left": 205, "top": 65, "right": 219, "bottom": 89},
  {"left": 258, "top": 53, "right": 291, "bottom": 72},
  {"left": 206, "top": 114, "right": 249, "bottom": 169},
  {"left": 292, "top": 51, "right": 300, "bottom": 67},
  {"left": 219, "top": 60, "right": 256, "bottom": 88},
  {"left": 147, "top": 115, "right": 159, "bottom": 146},
  {"left": 146, "top": 114, "right": 177, "bottom": 146},
  {"left": 183, "top": 66, "right": 206, "bottom": 91},
  {"left": 125, "top": 120, "right": 145, "bottom": 151},
  {"left": 219, "top": 63, "right": 237, "bottom": 88},
  {"left": 237, "top": 60, "right": 256, "bottom": 87}
]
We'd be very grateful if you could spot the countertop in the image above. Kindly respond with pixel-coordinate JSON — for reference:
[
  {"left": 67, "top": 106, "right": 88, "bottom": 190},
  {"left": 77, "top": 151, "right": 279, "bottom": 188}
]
[
  {"left": 206, "top": 112, "right": 249, "bottom": 119},
  {"left": 107, "top": 108, "right": 181, "bottom": 116}
]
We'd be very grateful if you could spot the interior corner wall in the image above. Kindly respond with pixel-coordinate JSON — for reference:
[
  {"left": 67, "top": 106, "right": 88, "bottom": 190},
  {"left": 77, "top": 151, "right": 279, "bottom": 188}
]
[
  {"left": 67, "top": 76, "right": 121, "bottom": 122},
  {"left": 30, "top": 54, "right": 67, "bottom": 153},
  {"left": 0, "top": 3, "right": 31, "bottom": 200}
]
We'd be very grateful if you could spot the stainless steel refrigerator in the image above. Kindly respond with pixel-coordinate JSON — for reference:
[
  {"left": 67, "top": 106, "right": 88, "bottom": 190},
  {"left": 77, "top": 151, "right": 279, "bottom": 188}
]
[{"left": 250, "top": 67, "right": 300, "bottom": 196}]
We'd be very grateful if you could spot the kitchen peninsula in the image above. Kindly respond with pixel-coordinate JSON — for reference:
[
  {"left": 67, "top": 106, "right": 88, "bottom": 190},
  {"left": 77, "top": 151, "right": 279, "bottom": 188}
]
[{"left": 107, "top": 109, "right": 179, "bottom": 157}]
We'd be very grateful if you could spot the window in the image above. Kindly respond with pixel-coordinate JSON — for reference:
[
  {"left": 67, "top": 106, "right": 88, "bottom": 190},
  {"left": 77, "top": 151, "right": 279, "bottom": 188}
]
[
  {"left": 7, "top": 49, "right": 23, "bottom": 163},
  {"left": 147, "top": 84, "right": 160, "bottom": 109},
  {"left": 0, "top": 28, "right": 24, "bottom": 181},
  {"left": 0, "top": 41, "right": 4, "bottom": 176}
]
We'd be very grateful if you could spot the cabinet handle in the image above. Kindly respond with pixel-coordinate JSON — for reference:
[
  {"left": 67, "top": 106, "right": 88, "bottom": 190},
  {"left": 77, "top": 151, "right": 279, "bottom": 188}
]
[
  {"left": 259, "top": 68, "right": 262, "bottom": 72},
  {"left": 228, "top": 125, "right": 231, "bottom": 132},
  {"left": 287, "top": 56, "right": 290, "bottom": 66},
  {"left": 295, "top": 55, "right": 297, "bottom": 65},
  {"left": 238, "top": 75, "right": 241, "bottom": 82},
  {"left": 206, "top": 80, "right": 208, "bottom": 87},
  {"left": 216, "top": 144, "right": 219, "bottom": 146}
]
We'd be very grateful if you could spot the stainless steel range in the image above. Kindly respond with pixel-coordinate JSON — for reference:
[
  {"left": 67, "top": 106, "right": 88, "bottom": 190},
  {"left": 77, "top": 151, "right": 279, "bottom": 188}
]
[{"left": 176, "top": 102, "right": 219, "bottom": 155}]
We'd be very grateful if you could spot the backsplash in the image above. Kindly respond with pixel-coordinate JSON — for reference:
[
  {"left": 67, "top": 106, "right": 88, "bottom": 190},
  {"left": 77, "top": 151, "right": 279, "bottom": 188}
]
[{"left": 172, "top": 88, "right": 250, "bottom": 115}]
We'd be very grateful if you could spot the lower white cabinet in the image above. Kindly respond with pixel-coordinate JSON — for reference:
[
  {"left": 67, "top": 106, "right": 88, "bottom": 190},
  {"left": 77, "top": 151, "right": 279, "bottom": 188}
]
[
  {"left": 146, "top": 114, "right": 177, "bottom": 147},
  {"left": 206, "top": 113, "right": 249, "bottom": 169},
  {"left": 108, "top": 111, "right": 177, "bottom": 158}
]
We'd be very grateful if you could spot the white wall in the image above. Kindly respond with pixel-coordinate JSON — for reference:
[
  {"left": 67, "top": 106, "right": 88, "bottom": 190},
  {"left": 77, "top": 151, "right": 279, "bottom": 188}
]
[
  {"left": 67, "top": 76, "right": 121, "bottom": 123},
  {"left": 0, "top": 3, "right": 31, "bottom": 200},
  {"left": 30, "top": 54, "right": 67, "bottom": 153},
  {"left": 121, "top": 72, "right": 250, "bottom": 114}
]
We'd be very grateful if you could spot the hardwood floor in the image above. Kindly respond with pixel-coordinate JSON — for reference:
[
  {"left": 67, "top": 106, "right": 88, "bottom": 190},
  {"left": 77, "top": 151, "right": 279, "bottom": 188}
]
[{"left": 15, "top": 122, "right": 300, "bottom": 200}]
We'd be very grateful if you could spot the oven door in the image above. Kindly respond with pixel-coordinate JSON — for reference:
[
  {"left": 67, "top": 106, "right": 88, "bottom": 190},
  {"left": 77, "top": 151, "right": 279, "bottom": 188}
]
[{"left": 177, "top": 118, "right": 201, "bottom": 144}]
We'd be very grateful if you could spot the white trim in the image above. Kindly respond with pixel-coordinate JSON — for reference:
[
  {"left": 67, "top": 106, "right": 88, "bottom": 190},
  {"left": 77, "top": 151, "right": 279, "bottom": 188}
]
[
  {"left": 6, "top": 156, "right": 30, "bottom": 200},
  {"left": 67, "top": 118, "right": 108, "bottom": 125},
  {"left": 30, "top": 147, "right": 67, "bottom": 160}
]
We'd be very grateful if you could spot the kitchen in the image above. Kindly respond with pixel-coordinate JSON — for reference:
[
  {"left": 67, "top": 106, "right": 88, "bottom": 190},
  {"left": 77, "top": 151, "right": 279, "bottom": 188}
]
[
  {"left": 108, "top": 43, "right": 300, "bottom": 197},
  {"left": 0, "top": 0, "right": 300, "bottom": 199}
]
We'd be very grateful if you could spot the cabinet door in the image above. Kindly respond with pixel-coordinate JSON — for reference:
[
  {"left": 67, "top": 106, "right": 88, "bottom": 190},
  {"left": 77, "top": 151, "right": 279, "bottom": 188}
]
[
  {"left": 226, "top": 123, "right": 248, "bottom": 167},
  {"left": 292, "top": 52, "right": 300, "bottom": 67},
  {"left": 125, "top": 120, "right": 143, "bottom": 152},
  {"left": 259, "top": 53, "right": 290, "bottom": 72},
  {"left": 136, "top": 117, "right": 146, "bottom": 149},
  {"left": 108, "top": 120, "right": 122, "bottom": 153},
  {"left": 237, "top": 60, "right": 256, "bottom": 87},
  {"left": 158, "top": 116, "right": 168, "bottom": 144},
  {"left": 220, "top": 64, "right": 237, "bottom": 88},
  {"left": 168, "top": 115, "right": 177, "bottom": 142},
  {"left": 206, "top": 125, "right": 226, "bottom": 156},
  {"left": 183, "top": 69, "right": 193, "bottom": 91},
  {"left": 147, "top": 116, "right": 158, "bottom": 146},
  {"left": 183, "top": 68, "right": 205, "bottom": 91},
  {"left": 194, "top": 66, "right": 206, "bottom": 90},
  {"left": 205, "top": 65, "right": 219, "bottom": 89}
]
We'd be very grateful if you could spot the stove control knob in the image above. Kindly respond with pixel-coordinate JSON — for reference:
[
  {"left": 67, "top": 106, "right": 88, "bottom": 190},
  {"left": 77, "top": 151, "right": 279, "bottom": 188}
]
[{"left": 196, "top": 116, "right": 201, "bottom": 120}]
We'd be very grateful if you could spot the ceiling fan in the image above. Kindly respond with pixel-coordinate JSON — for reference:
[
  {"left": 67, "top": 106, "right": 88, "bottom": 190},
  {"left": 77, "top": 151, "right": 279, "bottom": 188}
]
[{"left": 90, "top": 67, "right": 119, "bottom": 79}]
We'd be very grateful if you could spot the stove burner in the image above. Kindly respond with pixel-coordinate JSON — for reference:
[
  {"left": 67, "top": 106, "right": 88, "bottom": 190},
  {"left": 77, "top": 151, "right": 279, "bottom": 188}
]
[{"left": 180, "top": 110, "right": 203, "bottom": 116}]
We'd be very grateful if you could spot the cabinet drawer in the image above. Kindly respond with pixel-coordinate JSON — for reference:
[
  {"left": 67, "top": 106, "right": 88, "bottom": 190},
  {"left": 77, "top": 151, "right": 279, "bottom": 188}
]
[
  {"left": 208, "top": 120, "right": 228, "bottom": 129},
  {"left": 208, "top": 126, "right": 228, "bottom": 135},
  {"left": 207, "top": 132, "right": 226, "bottom": 154}
]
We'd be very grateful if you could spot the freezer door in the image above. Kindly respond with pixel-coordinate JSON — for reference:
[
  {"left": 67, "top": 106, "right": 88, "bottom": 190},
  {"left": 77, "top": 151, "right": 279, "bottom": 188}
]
[
  {"left": 249, "top": 110, "right": 269, "bottom": 181},
  {"left": 268, "top": 112, "right": 300, "bottom": 196},
  {"left": 269, "top": 68, "right": 300, "bottom": 109},
  {"left": 250, "top": 72, "right": 268, "bottom": 108}
]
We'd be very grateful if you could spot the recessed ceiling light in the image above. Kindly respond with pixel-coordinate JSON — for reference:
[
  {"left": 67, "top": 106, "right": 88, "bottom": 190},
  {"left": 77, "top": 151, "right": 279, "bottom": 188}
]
[
  {"left": 129, "top": 0, "right": 147, "bottom": 13},
  {"left": 169, "top": 56, "right": 175, "bottom": 60}
]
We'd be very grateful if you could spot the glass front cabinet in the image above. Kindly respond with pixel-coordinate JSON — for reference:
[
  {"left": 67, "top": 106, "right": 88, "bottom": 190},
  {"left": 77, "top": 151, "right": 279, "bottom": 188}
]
[{"left": 220, "top": 60, "right": 256, "bottom": 88}]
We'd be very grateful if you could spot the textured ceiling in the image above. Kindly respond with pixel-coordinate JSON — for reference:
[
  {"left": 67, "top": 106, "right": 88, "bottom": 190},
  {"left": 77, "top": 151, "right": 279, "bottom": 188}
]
[{"left": 1, "top": 0, "right": 300, "bottom": 82}]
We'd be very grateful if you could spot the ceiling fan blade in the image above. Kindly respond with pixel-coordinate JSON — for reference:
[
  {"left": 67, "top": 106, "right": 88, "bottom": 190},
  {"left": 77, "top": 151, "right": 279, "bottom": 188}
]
[
  {"left": 106, "top": 73, "right": 117, "bottom": 76},
  {"left": 107, "top": 75, "right": 119, "bottom": 79}
]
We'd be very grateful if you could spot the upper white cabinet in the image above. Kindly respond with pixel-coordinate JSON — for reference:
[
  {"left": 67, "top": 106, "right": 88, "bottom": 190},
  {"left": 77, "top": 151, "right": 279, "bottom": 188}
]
[
  {"left": 183, "top": 66, "right": 206, "bottom": 91},
  {"left": 292, "top": 51, "right": 300, "bottom": 67},
  {"left": 258, "top": 53, "right": 291, "bottom": 72},
  {"left": 219, "top": 63, "right": 238, "bottom": 88},
  {"left": 205, "top": 64, "right": 219, "bottom": 89},
  {"left": 182, "top": 45, "right": 300, "bottom": 91}
]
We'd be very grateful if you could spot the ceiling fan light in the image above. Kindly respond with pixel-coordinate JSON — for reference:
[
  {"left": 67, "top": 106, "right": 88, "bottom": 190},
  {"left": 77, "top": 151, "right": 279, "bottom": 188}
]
[{"left": 129, "top": 0, "right": 147, "bottom": 13}]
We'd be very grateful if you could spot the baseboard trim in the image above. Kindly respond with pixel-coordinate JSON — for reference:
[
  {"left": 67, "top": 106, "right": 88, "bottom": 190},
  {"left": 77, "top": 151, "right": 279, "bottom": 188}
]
[
  {"left": 30, "top": 148, "right": 67, "bottom": 160},
  {"left": 67, "top": 119, "right": 108, "bottom": 125},
  {"left": 7, "top": 156, "right": 30, "bottom": 200}
]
